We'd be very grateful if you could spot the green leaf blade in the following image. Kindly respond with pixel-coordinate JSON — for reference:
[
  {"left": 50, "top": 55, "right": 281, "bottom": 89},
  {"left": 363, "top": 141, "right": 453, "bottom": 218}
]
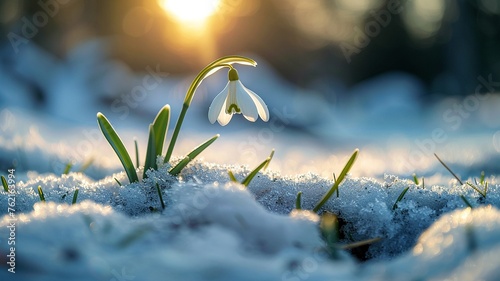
[
  {"left": 37, "top": 186, "right": 45, "bottom": 202},
  {"left": 97, "top": 113, "right": 138, "bottom": 183},
  {"left": 313, "top": 149, "right": 358, "bottom": 213},
  {"left": 169, "top": 134, "right": 219, "bottom": 176},
  {"left": 63, "top": 162, "right": 72, "bottom": 175},
  {"left": 143, "top": 124, "right": 157, "bottom": 179},
  {"left": 156, "top": 183, "right": 165, "bottom": 210},
  {"left": 152, "top": 105, "right": 170, "bottom": 156},
  {"left": 228, "top": 170, "right": 238, "bottom": 182},
  {"left": 241, "top": 157, "right": 270, "bottom": 187},
  {"left": 295, "top": 191, "right": 302, "bottom": 210},
  {"left": 72, "top": 189, "right": 79, "bottom": 205},
  {"left": 392, "top": 186, "right": 410, "bottom": 210},
  {"left": 1, "top": 176, "right": 8, "bottom": 192},
  {"left": 241, "top": 149, "right": 275, "bottom": 187}
]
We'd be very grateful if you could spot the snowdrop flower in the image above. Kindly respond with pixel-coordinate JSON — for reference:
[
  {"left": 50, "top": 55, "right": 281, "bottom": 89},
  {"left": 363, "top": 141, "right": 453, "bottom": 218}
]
[{"left": 209, "top": 68, "right": 269, "bottom": 126}]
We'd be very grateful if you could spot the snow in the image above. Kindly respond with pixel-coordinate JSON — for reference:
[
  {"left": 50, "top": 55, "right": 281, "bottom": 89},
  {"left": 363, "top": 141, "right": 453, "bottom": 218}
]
[
  {"left": 1, "top": 153, "right": 500, "bottom": 281},
  {"left": 1, "top": 167, "right": 500, "bottom": 280},
  {"left": 1, "top": 40, "right": 500, "bottom": 280}
]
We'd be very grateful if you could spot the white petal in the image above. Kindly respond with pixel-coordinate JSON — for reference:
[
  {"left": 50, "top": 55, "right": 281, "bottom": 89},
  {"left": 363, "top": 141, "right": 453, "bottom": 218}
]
[
  {"left": 208, "top": 83, "right": 230, "bottom": 124},
  {"left": 245, "top": 87, "right": 269, "bottom": 122},
  {"left": 235, "top": 81, "right": 258, "bottom": 122},
  {"left": 217, "top": 104, "right": 233, "bottom": 126}
]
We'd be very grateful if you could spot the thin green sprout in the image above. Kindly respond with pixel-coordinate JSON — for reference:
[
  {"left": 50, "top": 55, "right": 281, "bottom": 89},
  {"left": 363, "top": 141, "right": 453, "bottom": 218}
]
[
  {"left": 313, "top": 149, "right": 358, "bottom": 213},
  {"left": 134, "top": 138, "right": 139, "bottom": 169},
  {"left": 263, "top": 150, "right": 274, "bottom": 170},
  {"left": 114, "top": 178, "right": 123, "bottom": 186},
  {"left": 164, "top": 56, "right": 257, "bottom": 163},
  {"left": 77, "top": 158, "right": 94, "bottom": 173},
  {"left": 434, "top": 153, "right": 463, "bottom": 185},
  {"left": 72, "top": 189, "right": 79, "bottom": 205},
  {"left": 241, "top": 157, "right": 270, "bottom": 187},
  {"left": 169, "top": 157, "right": 191, "bottom": 176},
  {"left": 465, "top": 182, "right": 486, "bottom": 198},
  {"left": 295, "top": 191, "right": 302, "bottom": 210},
  {"left": 339, "top": 237, "right": 382, "bottom": 250},
  {"left": 392, "top": 186, "right": 410, "bottom": 210},
  {"left": 156, "top": 183, "right": 165, "bottom": 210},
  {"left": 142, "top": 104, "right": 171, "bottom": 175},
  {"left": 241, "top": 150, "right": 274, "bottom": 187},
  {"left": 480, "top": 171, "right": 485, "bottom": 185},
  {"left": 152, "top": 105, "right": 170, "bottom": 157},
  {"left": 412, "top": 173, "right": 419, "bottom": 185},
  {"left": 460, "top": 195, "right": 473, "bottom": 208},
  {"left": 333, "top": 173, "right": 339, "bottom": 197},
  {"left": 1, "top": 176, "right": 8, "bottom": 192},
  {"left": 97, "top": 113, "right": 138, "bottom": 183},
  {"left": 37, "top": 186, "right": 45, "bottom": 202},
  {"left": 63, "top": 162, "right": 73, "bottom": 175},
  {"left": 228, "top": 170, "right": 237, "bottom": 182},
  {"left": 143, "top": 124, "right": 157, "bottom": 178},
  {"left": 169, "top": 134, "right": 219, "bottom": 176}
]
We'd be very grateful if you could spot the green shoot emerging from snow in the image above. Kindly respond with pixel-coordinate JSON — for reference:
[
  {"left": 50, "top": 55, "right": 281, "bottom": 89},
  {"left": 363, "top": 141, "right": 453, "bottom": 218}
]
[
  {"left": 134, "top": 138, "right": 140, "bottom": 169},
  {"left": 77, "top": 158, "right": 94, "bottom": 173},
  {"left": 228, "top": 149, "right": 274, "bottom": 187},
  {"left": 169, "top": 134, "right": 219, "bottom": 176},
  {"left": 63, "top": 162, "right": 73, "bottom": 175},
  {"left": 72, "top": 189, "right": 79, "bottom": 205},
  {"left": 461, "top": 195, "right": 473, "bottom": 208},
  {"left": 412, "top": 173, "right": 425, "bottom": 188},
  {"left": 434, "top": 153, "right": 487, "bottom": 197},
  {"left": 1, "top": 176, "right": 8, "bottom": 192},
  {"left": 37, "top": 186, "right": 45, "bottom": 202},
  {"left": 156, "top": 183, "right": 166, "bottom": 210},
  {"left": 313, "top": 149, "right": 359, "bottom": 213},
  {"left": 393, "top": 186, "right": 410, "bottom": 210},
  {"left": 295, "top": 191, "right": 302, "bottom": 210},
  {"left": 434, "top": 153, "right": 463, "bottom": 185},
  {"left": 97, "top": 113, "right": 138, "bottom": 183}
]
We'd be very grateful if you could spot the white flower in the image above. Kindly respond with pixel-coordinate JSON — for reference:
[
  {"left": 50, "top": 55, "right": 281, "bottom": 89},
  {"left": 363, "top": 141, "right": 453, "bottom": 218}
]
[{"left": 208, "top": 68, "right": 269, "bottom": 126}]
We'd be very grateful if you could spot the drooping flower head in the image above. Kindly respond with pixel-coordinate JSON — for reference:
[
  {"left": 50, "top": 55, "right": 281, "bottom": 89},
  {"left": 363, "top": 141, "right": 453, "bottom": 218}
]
[{"left": 208, "top": 68, "right": 269, "bottom": 126}]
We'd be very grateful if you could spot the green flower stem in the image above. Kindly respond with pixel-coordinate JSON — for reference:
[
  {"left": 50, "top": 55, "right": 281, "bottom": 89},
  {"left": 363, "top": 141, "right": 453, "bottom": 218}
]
[
  {"left": 164, "top": 56, "right": 257, "bottom": 163},
  {"left": 164, "top": 104, "right": 188, "bottom": 163}
]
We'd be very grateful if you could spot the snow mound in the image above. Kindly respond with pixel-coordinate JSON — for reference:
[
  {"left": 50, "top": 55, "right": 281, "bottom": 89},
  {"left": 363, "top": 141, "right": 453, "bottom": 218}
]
[
  {"left": 365, "top": 206, "right": 500, "bottom": 280},
  {"left": 2, "top": 159, "right": 499, "bottom": 263},
  {"left": 2, "top": 195, "right": 500, "bottom": 280}
]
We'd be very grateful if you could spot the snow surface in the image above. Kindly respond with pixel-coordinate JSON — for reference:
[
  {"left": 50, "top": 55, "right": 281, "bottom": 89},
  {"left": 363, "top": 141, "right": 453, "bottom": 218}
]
[
  {"left": 1, "top": 40, "right": 500, "bottom": 280},
  {"left": 0, "top": 163, "right": 499, "bottom": 280}
]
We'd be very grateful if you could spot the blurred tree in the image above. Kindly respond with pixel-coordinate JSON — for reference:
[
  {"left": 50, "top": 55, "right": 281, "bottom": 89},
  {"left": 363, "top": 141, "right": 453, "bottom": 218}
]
[{"left": 0, "top": 0, "right": 498, "bottom": 100}]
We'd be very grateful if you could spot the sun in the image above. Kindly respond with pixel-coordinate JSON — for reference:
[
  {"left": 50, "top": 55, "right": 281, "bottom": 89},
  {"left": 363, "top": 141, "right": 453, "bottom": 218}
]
[{"left": 158, "top": 0, "right": 221, "bottom": 25}]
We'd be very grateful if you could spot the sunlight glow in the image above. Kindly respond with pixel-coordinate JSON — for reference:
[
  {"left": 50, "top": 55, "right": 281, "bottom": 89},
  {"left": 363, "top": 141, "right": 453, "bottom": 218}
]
[
  {"left": 402, "top": 0, "right": 446, "bottom": 39},
  {"left": 158, "top": 0, "right": 220, "bottom": 25}
]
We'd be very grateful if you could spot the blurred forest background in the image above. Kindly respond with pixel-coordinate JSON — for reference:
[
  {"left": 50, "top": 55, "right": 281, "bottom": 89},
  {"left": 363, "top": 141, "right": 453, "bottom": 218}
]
[{"left": 0, "top": 0, "right": 499, "bottom": 107}]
